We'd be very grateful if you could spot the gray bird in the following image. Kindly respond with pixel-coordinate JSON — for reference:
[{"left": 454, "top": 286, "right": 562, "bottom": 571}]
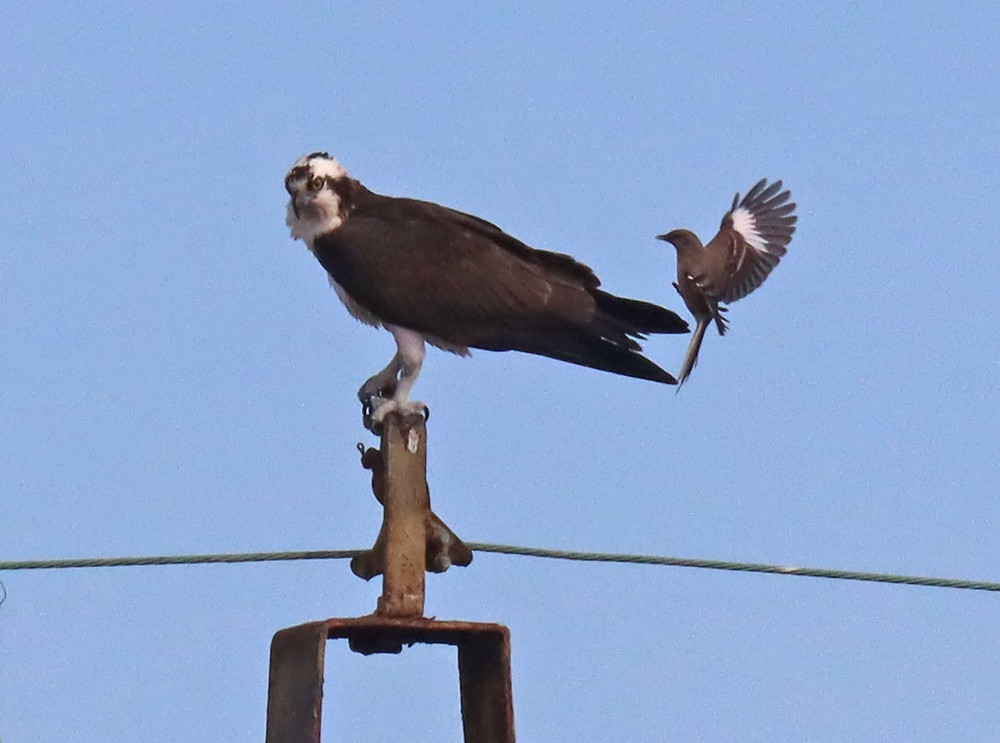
[{"left": 657, "top": 179, "right": 796, "bottom": 386}]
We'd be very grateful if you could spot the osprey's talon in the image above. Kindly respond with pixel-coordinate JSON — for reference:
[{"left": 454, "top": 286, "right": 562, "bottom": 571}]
[
  {"left": 359, "top": 394, "right": 372, "bottom": 417},
  {"left": 360, "top": 393, "right": 389, "bottom": 430},
  {"left": 358, "top": 378, "right": 397, "bottom": 403}
]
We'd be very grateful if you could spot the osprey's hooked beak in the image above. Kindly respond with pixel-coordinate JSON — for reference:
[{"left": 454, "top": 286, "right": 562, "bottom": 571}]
[{"left": 285, "top": 178, "right": 301, "bottom": 220}]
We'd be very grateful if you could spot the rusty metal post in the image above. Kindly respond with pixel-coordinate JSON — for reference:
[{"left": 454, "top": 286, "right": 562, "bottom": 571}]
[
  {"left": 351, "top": 414, "right": 472, "bottom": 584},
  {"left": 264, "top": 411, "right": 515, "bottom": 741},
  {"left": 457, "top": 625, "right": 515, "bottom": 740},
  {"left": 265, "top": 622, "right": 327, "bottom": 743},
  {"left": 376, "top": 412, "right": 428, "bottom": 617}
]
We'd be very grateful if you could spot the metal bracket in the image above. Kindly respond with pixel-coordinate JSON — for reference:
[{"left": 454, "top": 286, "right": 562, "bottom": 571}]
[
  {"left": 266, "top": 616, "right": 515, "bottom": 742},
  {"left": 350, "top": 414, "right": 472, "bottom": 602}
]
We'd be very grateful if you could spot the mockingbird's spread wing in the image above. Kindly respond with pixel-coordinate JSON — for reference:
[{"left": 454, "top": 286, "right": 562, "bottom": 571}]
[{"left": 701, "top": 179, "right": 797, "bottom": 303}]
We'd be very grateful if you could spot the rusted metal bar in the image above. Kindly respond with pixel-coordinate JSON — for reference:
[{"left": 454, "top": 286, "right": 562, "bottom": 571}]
[
  {"left": 265, "top": 621, "right": 327, "bottom": 743},
  {"left": 265, "top": 617, "right": 515, "bottom": 742},
  {"left": 376, "top": 411, "right": 428, "bottom": 617},
  {"left": 457, "top": 624, "right": 515, "bottom": 741},
  {"left": 351, "top": 413, "right": 472, "bottom": 590}
]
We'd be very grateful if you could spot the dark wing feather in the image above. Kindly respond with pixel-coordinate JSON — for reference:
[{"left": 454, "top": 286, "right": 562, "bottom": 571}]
[
  {"left": 312, "top": 192, "right": 686, "bottom": 383},
  {"left": 353, "top": 195, "right": 602, "bottom": 290},
  {"left": 701, "top": 178, "right": 797, "bottom": 304}
]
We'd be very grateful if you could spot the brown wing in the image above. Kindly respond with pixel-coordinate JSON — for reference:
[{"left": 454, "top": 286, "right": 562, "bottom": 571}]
[
  {"left": 311, "top": 191, "right": 686, "bottom": 383},
  {"left": 700, "top": 179, "right": 797, "bottom": 303},
  {"left": 314, "top": 209, "right": 594, "bottom": 347}
]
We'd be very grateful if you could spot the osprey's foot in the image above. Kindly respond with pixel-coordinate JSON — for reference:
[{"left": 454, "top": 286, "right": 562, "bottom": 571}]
[
  {"left": 371, "top": 398, "right": 429, "bottom": 424},
  {"left": 361, "top": 395, "right": 429, "bottom": 434},
  {"left": 357, "top": 373, "right": 398, "bottom": 403}
]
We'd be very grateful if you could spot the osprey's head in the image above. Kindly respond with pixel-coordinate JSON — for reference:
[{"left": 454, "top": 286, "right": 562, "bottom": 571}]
[{"left": 285, "top": 152, "right": 351, "bottom": 245}]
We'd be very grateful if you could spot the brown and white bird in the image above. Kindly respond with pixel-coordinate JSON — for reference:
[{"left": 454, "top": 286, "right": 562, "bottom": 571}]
[
  {"left": 285, "top": 152, "right": 689, "bottom": 424},
  {"left": 657, "top": 179, "right": 796, "bottom": 386}
]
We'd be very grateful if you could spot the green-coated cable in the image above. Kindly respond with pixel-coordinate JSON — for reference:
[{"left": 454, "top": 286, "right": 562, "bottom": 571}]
[{"left": 1, "top": 543, "right": 998, "bottom": 593}]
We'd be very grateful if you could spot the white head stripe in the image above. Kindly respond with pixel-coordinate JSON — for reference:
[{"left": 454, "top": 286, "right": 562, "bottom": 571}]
[{"left": 287, "top": 153, "right": 348, "bottom": 181}]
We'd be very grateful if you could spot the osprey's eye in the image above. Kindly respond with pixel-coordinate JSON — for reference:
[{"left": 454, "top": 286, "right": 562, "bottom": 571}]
[{"left": 308, "top": 176, "right": 325, "bottom": 191}]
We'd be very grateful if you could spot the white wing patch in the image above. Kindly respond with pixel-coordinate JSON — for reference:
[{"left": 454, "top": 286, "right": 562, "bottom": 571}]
[{"left": 730, "top": 207, "right": 767, "bottom": 252}]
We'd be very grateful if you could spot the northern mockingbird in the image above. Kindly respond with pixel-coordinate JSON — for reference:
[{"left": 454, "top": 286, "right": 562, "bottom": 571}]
[{"left": 657, "top": 179, "right": 796, "bottom": 386}]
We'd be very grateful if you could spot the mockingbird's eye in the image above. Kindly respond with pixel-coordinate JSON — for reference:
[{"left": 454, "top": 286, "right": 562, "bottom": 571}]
[{"left": 308, "top": 176, "right": 325, "bottom": 191}]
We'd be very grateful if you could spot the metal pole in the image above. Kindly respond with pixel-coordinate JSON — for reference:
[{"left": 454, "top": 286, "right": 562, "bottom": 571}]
[{"left": 376, "top": 412, "right": 428, "bottom": 617}]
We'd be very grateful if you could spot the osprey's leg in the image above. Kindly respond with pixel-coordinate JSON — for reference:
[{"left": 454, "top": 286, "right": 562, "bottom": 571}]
[
  {"left": 370, "top": 326, "right": 428, "bottom": 423},
  {"left": 358, "top": 353, "right": 402, "bottom": 402}
]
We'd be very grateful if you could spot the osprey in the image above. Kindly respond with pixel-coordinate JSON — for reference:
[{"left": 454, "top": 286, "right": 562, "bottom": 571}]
[
  {"left": 658, "top": 179, "right": 797, "bottom": 386},
  {"left": 285, "top": 152, "right": 689, "bottom": 422}
]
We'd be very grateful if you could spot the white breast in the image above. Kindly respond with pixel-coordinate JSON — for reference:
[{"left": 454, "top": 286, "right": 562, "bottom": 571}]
[{"left": 328, "top": 276, "right": 383, "bottom": 327}]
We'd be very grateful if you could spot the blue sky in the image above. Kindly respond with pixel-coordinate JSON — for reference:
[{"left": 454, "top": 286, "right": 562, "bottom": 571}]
[{"left": 2, "top": 2, "right": 999, "bottom": 741}]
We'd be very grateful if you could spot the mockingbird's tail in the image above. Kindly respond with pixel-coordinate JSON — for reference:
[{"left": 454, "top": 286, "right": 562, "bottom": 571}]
[{"left": 677, "top": 317, "right": 709, "bottom": 387}]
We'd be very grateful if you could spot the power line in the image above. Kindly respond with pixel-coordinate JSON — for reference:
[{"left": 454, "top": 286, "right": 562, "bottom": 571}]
[
  {"left": 1, "top": 543, "right": 998, "bottom": 593},
  {"left": 468, "top": 544, "right": 1000, "bottom": 592},
  {"left": 0, "top": 549, "right": 360, "bottom": 571}
]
